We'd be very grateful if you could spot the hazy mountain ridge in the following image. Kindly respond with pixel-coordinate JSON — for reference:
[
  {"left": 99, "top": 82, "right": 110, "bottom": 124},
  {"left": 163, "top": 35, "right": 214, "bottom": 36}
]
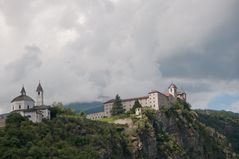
[{"left": 65, "top": 102, "right": 104, "bottom": 114}]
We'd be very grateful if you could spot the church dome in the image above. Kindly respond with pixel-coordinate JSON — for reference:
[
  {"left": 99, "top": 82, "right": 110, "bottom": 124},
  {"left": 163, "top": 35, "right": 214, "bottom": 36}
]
[
  {"left": 11, "top": 94, "right": 35, "bottom": 103},
  {"left": 11, "top": 86, "right": 35, "bottom": 103}
]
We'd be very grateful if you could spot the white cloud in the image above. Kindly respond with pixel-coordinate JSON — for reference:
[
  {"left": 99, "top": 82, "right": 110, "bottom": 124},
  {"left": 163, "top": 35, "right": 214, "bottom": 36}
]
[
  {"left": 227, "top": 101, "right": 239, "bottom": 113},
  {"left": 0, "top": 0, "right": 238, "bottom": 113}
]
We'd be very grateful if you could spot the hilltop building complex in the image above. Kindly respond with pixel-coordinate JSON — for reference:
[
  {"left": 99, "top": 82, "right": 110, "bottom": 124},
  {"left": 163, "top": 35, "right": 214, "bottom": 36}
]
[
  {"left": 10, "top": 83, "right": 51, "bottom": 123},
  {"left": 87, "top": 83, "right": 186, "bottom": 120}
]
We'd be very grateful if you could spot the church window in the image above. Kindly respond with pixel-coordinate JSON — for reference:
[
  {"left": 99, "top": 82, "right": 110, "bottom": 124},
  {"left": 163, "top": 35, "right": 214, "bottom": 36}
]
[
  {"left": 38, "top": 92, "right": 40, "bottom": 95},
  {"left": 19, "top": 105, "right": 21, "bottom": 109}
]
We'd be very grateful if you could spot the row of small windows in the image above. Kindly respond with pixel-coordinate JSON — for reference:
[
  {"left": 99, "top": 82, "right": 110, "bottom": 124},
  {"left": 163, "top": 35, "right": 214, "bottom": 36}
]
[{"left": 12, "top": 105, "right": 30, "bottom": 110}]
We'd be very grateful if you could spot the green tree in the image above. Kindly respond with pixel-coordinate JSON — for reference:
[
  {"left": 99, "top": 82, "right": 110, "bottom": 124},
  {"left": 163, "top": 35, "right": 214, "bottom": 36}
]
[
  {"left": 111, "top": 94, "right": 125, "bottom": 116},
  {"left": 50, "top": 102, "right": 65, "bottom": 118},
  {"left": 5, "top": 113, "right": 28, "bottom": 129},
  {"left": 130, "top": 100, "right": 142, "bottom": 114},
  {"left": 52, "top": 101, "right": 64, "bottom": 108}
]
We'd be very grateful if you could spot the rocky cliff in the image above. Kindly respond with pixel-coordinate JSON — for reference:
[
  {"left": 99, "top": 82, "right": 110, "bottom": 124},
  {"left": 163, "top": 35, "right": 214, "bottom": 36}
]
[
  {"left": 0, "top": 101, "right": 238, "bottom": 159},
  {"left": 125, "top": 100, "right": 238, "bottom": 159}
]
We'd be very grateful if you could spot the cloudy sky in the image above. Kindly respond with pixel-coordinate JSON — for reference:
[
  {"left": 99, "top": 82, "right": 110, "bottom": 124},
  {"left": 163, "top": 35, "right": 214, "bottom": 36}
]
[{"left": 0, "top": 0, "right": 239, "bottom": 113}]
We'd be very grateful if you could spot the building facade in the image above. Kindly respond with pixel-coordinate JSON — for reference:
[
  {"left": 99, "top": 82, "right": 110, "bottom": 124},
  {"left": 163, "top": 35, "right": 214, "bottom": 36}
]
[
  {"left": 87, "top": 83, "right": 186, "bottom": 120},
  {"left": 10, "top": 83, "right": 51, "bottom": 123}
]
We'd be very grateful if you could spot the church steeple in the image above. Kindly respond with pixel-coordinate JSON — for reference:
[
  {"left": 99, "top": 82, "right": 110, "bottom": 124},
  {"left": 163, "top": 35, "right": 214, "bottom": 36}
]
[
  {"left": 36, "top": 82, "right": 43, "bottom": 92},
  {"left": 20, "top": 86, "right": 26, "bottom": 95},
  {"left": 168, "top": 83, "right": 177, "bottom": 97},
  {"left": 36, "top": 82, "right": 44, "bottom": 106}
]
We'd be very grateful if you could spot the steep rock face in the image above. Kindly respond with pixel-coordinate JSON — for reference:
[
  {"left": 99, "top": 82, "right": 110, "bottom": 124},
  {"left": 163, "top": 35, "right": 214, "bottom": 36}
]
[
  {"left": 138, "top": 125, "right": 158, "bottom": 159},
  {"left": 131, "top": 100, "right": 238, "bottom": 159}
]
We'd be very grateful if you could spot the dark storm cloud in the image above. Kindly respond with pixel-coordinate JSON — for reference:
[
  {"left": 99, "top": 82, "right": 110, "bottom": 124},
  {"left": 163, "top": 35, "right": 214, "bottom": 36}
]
[
  {"left": 159, "top": 11, "right": 239, "bottom": 80},
  {"left": 179, "top": 83, "right": 212, "bottom": 94}
]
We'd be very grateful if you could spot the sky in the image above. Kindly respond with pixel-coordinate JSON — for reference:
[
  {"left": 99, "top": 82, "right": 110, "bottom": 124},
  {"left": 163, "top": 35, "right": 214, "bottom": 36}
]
[{"left": 0, "top": 0, "right": 239, "bottom": 113}]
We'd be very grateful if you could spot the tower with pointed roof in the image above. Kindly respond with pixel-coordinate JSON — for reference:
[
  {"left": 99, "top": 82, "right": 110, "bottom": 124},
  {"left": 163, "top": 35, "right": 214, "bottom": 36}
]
[
  {"left": 10, "top": 83, "right": 51, "bottom": 123},
  {"left": 20, "top": 86, "right": 26, "bottom": 95},
  {"left": 11, "top": 86, "right": 35, "bottom": 111},
  {"left": 36, "top": 82, "right": 44, "bottom": 106},
  {"left": 168, "top": 83, "right": 177, "bottom": 97}
]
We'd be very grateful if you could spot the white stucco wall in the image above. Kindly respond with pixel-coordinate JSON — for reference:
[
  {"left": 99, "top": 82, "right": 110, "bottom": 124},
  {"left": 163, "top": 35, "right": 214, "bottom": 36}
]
[
  {"left": 36, "top": 92, "right": 44, "bottom": 106},
  {"left": 147, "top": 92, "right": 159, "bottom": 110},
  {"left": 103, "top": 90, "right": 174, "bottom": 116},
  {"left": 90, "top": 84, "right": 186, "bottom": 119},
  {"left": 40, "top": 109, "right": 50, "bottom": 119},
  {"left": 87, "top": 112, "right": 105, "bottom": 120},
  {"left": 23, "top": 111, "right": 43, "bottom": 123},
  {"left": 104, "top": 103, "right": 113, "bottom": 116},
  {"left": 122, "top": 100, "right": 135, "bottom": 112},
  {"left": 12, "top": 100, "right": 34, "bottom": 111}
]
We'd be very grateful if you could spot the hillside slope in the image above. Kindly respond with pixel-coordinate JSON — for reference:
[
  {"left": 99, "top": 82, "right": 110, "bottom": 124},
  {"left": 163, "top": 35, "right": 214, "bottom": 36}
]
[
  {"left": 0, "top": 102, "right": 238, "bottom": 159},
  {"left": 196, "top": 109, "right": 239, "bottom": 153}
]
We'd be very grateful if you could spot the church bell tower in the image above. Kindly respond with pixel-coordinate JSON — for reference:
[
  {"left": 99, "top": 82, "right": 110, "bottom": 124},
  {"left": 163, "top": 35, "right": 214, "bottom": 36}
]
[
  {"left": 36, "top": 82, "right": 44, "bottom": 106},
  {"left": 168, "top": 83, "right": 177, "bottom": 97}
]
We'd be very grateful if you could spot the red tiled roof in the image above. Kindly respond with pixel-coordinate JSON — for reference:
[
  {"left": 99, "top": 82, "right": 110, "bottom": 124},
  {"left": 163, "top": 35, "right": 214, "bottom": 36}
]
[
  {"left": 148, "top": 90, "right": 169, "bottom": 98},
  {"left": 103, "top": 96, "right": 148, "bottom": 104},
  {"left": 122, "top": 96, "right": 148, "bottom": 102},
  {"left": 103, "top": 99, "right": 114, "bottom": 104},
  {"left": 148, "top": 90, "right": 160, "bottom": 94},
  {"left": 164, "top": 92, "right": 172, "bottom": 97}
]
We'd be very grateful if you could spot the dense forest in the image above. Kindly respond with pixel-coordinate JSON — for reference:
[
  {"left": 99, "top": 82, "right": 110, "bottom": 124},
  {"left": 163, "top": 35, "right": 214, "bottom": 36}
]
[
  {"left": 0, "top": 101, "right": 238, "bottom": 159},
  {"left": 0, "top": 112, "right": 130, "bottom": 159},
  {"left": 196, "top": 109, "right": 239, "bottom": 154}
]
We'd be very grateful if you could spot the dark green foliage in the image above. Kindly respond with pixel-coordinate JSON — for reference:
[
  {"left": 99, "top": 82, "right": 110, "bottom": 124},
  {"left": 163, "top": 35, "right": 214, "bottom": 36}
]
[
  {"left": 5, "top": 113, "right": 28, "bottom": 128},
  {"left": 50, "top": 102, "right": 75, "bottom": 119},
  {"left": 0, "top": 112, "right": 131, "bottom": 159},
  {"left": 111, "top": 94, "right": 125, "bottom": 116},
  {"left": 1, "top": 101, "right": 238, "bottom": 159},
  {"left": 196, "top": 109, "right": 239, "bottom": 154},
  {"left": 130, "top": 100, "right": 142, "bottom": 114}
]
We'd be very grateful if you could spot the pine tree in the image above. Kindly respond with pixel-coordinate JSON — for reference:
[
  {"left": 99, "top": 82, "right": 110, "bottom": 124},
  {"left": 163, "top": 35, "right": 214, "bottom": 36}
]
[
  {"left": 131, "top": 100, "right": 142, "bottom": 113},
  {"left": 111, "top": 94, "right": 125, "bottom": 116}
]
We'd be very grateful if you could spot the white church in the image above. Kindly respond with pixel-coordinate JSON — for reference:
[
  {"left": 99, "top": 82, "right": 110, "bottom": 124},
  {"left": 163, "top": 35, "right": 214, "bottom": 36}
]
[{"left": 10, "top": 83, "right": 51, "bottom": 123}]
